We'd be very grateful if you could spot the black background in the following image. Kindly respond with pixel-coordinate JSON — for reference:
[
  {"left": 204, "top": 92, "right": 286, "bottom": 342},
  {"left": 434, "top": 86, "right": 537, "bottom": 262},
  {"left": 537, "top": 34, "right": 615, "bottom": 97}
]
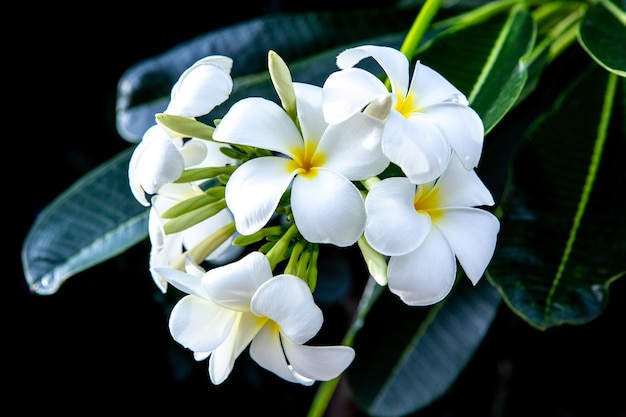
[{"left": 13, "top": 2, "right": 625, "bottom": 416}]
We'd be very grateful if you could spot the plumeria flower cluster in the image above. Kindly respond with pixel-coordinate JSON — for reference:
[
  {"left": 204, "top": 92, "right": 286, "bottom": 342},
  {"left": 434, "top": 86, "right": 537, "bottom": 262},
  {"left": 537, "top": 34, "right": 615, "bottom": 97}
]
[{"left": 128, "top": 44, "right": 499, "bottom": 385}]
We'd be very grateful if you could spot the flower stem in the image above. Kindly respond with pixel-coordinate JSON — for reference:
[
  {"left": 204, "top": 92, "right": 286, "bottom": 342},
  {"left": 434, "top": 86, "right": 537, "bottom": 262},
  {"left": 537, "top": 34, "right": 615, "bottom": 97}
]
[
  {"left": 400, "top": 0, "right": 446, "bottom": 61},
  {"left": 306, "top": 277, "right": 384, "bottom": 417},
  {"left": 265, "top": 223, "right": 299, "bottom": 269}
]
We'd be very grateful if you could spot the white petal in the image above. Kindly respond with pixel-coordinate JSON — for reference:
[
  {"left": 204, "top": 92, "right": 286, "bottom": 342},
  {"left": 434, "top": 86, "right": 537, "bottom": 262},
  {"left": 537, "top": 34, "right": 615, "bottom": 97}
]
[
  {"left": 383, "top": 111, "right": 451, "bottom": 184},
  {"left": 250, "top": 324, "right": 302, "bottom": 384},
  {"left": 128, "top": 139, "right": 152, "bottom": 206},
  {"left": 151, "top": 266, "right": 204, "bottom": 297},
  {"left": 322, "top": 68, "right": 389, "bottom": 124},
  {"left": 293, "top": 82, "right": 327, "bottom": 145},
  {"left": 251, "top": 275, "right": 322, "bottom": 344},
  {"left": 207, "top": 338, "right": 235, "bottom": 385},
  {"left": 194, "top": 351, "right": 211, "bottom": 361},
  {"left": 202, "top": 251, "right": 273, "bottom": 311},
  {"left": 167, "top": 60, "right": 233, "bottom": 117},
  {"left": 179, "top": 138, "right": 208, "bottom": 167},
  {"left": 131, "top": 125, "right": 184, "bottom": 196},
  {"left": 169, "top": 295, "right": 237, "bottom": 352},
  {"left": 318, "top": 113, "right": 389, "bottom": 179},
  {"left": 364, "top": 177, "right": 431, "bottom": 256},
  {"left": 148, "top": 205, "right": 183, "bottom": 293},
  {"left": 424, "top": 103, "right": 484, "bottom": 170},
  {"left": 435, "top": 208, "right": 500, "bottom": 284},
  {"left": 409, "top": 62, "right": 467, "bottom": 107},
  {"left": 433, "top": 156, "right": 495, "bottom": 207},
  {"left": 213, "top": 97, "right": 303, "bottom": 155},
  {"left": 336, "top": 45, "right": 409, "bottom": 98},
  {"left": 291, "top": 170, "right": 366, "bottom": 247},
  {"left": 154, "top": 181, "right": 203, "bottom": 203},
  {"left": 129, "top": 126, "right": 183, "bottom": 205},
  {"left": 283, "top": 339, "right": 355, "bottom": 381},
  {"left": 225, "top": 156, "right": 296, "bottom": 236},
  {"left": 209, "top": 312, "right": 265, "bottom": 384},
  {"left": 148, "top": 204, "right": 167, "bottom": 252},
  {"left": 387, "top": 227, "right": 457, "bottom": 306},
  {"left": 189, "top": 55, "right": 233, "bottom": 74}
]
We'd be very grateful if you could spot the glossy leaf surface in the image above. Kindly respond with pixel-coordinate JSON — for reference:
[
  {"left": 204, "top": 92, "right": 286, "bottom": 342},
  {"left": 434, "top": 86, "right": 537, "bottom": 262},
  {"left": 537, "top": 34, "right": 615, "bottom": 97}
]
[
  {"left": 348, "top": 277, "right": 501, "bottom": 416},
  {"left": 489, "top": 64, "right": 626, "bottom": 330},
  {"left": 22, "top": 147, "right": 149, "bottom": 295},
  {"left": 578, "top": 0, "right": 626, "bottom": 77}
]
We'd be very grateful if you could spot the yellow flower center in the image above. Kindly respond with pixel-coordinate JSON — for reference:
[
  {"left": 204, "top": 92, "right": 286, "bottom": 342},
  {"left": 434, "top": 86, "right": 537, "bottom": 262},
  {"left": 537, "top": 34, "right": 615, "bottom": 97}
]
[
  {"left": 395, "top": 90, "right": 420, "bottom": 119},
  {"left": 414, "top": 183, "right": 443, "bottom": 224},
  {"left": 286, "top": 138, "right": 325, "bottom": 179}
]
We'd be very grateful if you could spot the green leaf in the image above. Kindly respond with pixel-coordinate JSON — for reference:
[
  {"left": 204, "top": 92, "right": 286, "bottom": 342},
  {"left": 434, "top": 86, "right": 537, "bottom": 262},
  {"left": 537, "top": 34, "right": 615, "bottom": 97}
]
[
  {"left": 417, "top": 6, "right": 535, "bottom": 133},
  {"left": 489, "top": 64, "right": 626, "bottom": 330},
  {"left": 21, "top": 147, "right": 149, "bottom": 295},
  {"left": 578, "top": 0, "right": 626, "bottom": 77},
  {"left": 348, "top": 277, "right": 501, "bottom": 417}
]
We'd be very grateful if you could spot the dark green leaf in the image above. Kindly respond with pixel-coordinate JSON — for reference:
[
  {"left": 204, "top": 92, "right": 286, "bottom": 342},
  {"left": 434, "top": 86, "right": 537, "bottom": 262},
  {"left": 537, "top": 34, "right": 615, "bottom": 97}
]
[
  {"left": 348, "top": 277, "right": 501, "bottom": 417},
  {"left": 21, "top": 147, "right": 149, "bottom": 295},
  {"left": 578, "top": 0, "right": 626, "bottom": 77},
  {"left": 489, "top": 64, "right": 626, "bottom": 330}
]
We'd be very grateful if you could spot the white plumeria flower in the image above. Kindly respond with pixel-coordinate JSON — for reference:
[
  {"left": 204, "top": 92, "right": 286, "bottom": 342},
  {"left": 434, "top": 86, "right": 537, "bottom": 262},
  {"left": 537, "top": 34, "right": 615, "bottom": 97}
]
[
  {"left": 323, "top": 45, "right": 484, "bottom": 184},
  {"left": 213, "top": 82, "right": 389, "bottom": 247},
  {"left": 148, "top": 182, "right": 243, "bottom": 293},
  {"left": 153, "top": 251, "right": 355, "bottom": 385},
  {"left": 364, "top": 157, "right": 500, "bottom": 306},
  {"left": 129, "top": 55, "right": 234, "bottom": 206}
]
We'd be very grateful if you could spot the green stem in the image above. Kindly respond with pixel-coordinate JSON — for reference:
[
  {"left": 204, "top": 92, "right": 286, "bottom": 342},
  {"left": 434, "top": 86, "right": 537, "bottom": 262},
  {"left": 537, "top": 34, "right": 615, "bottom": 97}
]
[
  {"left": 400, "top": 0, "right": 446, "bottom": 61},
  {"left": 306, "top": 277, "right": 384, "bottom": 417},
  {"left": 265, "top": 223, "right": 299, "bottom": 269}
]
